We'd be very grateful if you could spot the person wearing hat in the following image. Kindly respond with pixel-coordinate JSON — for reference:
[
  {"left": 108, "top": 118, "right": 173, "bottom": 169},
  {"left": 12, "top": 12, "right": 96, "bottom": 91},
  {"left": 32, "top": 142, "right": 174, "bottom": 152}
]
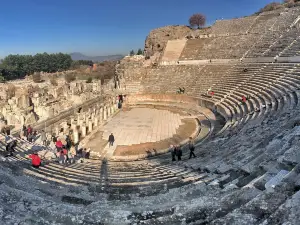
[{"left": 28, "top": 151, "right": 42, "bottom": 168}]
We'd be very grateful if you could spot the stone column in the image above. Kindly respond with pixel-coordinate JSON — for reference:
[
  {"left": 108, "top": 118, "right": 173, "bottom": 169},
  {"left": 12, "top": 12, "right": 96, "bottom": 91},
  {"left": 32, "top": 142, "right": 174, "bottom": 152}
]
[
  {"left": 71, "top": 123, "right": 77, "bottom": 131},
  {"left": 111, "top": 105, "right": 115, "bottom": 114},
  {"left": 103, "top": 107, "right": 107, "bottom": 120},
  {"left": 85, "top": 114, "right": 90, "bottom": 124},
  {"left": 94, "top": 117, "right": 98, "bottom": 127},
  {"left": 55, "top": 127, "right": 60, "bottom": 136},
  {"left": 107, "top": 106, "right": 111, "bottom": 117},
  {"left": 77, "top": 118, "right": 83, "bottom": 126},
  {"left": 73, "top": 129, "right": 79, "bottom": 144},
  {"left": 88, "top": 120, "right": 93, "bottom": 133},
  {"left": 81, "top": 124, "right": 87, "bottom": 137},
  {"left": 99, "top": 107, "right": 103, "bottom": 123},
  {"left": 77, "top": 113, "right": 81, "bottom": 123}
]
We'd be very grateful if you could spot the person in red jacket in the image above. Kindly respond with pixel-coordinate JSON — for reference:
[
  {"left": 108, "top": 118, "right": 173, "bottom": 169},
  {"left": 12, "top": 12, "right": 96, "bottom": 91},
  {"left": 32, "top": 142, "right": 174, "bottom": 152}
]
[
  {"left": 242, "top": 96, "right": 247, "bottom": 103},
  {"left": 29, "top": 152, "right": 41, "bottom": 168},
  {"left": 55, "top": 139, "right": 63, "bottom": 151}
]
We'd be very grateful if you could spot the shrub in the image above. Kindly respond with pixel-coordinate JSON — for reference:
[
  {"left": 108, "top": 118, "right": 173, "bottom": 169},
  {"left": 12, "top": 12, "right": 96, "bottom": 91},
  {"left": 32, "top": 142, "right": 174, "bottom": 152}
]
[
  {"left": 50, "top": 76, "right": 58, "bottom": 86},
  {"left": 27, "top": 85, "right": 40, "bottom": 96},
  {"left": 86, "top": 77, "right": 92, "bottom": 83},
  {"left": 0, "top": 75, "right": 5, "bottom": 83},
  {"left": 32, "top": 72, "right": 41, "bottom": 83},
  {"left": 189, "top": 13, "right": 206, "bottom": 29},
  {"left": 7, "top": 84, "right": 16, "bottom": 99},
  {"left": 65, "top": 73, "right": 76, "bottom": 83}
]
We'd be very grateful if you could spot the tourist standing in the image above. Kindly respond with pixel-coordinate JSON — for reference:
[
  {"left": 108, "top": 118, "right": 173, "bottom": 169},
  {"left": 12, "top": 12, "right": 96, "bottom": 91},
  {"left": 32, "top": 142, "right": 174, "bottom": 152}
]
[
  {"left": 40, "top": 130, "right": 47, "bottom": 146},
  {"left": 169, "top": 145, "right": 176, "bottom": 161},
  {"left": 27, "top": 125, "right": 32, "bottom": 136},
  {"left": 176, "top": 145, "right": 182, "bottom": 161},
  {"left": 108, "top": 133, "right": 115, "bottom": 147},
  {"left": 188, "top": 137, "right": 196, "bottom": 159},
  {"left": 5, "top": 139, "right": 17, "bottom": 157}
]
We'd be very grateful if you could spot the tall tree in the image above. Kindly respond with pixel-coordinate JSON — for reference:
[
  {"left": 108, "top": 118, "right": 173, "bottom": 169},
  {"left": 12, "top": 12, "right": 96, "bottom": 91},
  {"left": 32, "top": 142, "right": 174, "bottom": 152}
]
[
  {"left": 0, "top": 52, "right": 74, "bottom": 80},
  {"left": 130, "top": 50, "right": 135, "bottom": 56},
  {"left": 189, "top": 13, "right": 206, "bottom": 29},
  {"left": 137, "top": 49, "right": 143, "bottom": 55}
]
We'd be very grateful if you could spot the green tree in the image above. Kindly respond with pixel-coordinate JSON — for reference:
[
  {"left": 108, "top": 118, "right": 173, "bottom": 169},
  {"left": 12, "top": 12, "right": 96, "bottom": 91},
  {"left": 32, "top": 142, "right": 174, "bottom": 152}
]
[
  {"left": 130, "top": 50, "right": 135, "bottom": 56},
  {"left": 137, "top": 49, "right": 143, "bottom": 55},
  {"left": 0, "top": 52, "right": 74, "bottom": 80}
]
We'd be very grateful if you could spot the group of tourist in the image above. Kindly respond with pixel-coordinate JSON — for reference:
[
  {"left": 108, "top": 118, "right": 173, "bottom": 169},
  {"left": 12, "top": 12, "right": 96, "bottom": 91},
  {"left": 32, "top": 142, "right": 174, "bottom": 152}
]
[
  {"left": 169, "top": 137, "right": 196, "bottom": 161},
  {"left": 177, "top": 87, "right": 185, "bottom": 94},
  {"left": 1, "top": 123, "right": 92, "bottom": 169},
  {"left": 117, "top": 94, "right": 125, "bottom": 109}
]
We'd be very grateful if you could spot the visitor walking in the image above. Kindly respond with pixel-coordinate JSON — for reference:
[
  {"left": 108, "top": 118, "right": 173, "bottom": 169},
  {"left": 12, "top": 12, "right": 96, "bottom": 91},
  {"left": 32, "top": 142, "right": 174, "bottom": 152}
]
[
  {"left": 27, "top": 132, "right": 34, "bottom": 143},
  {"left": 188, "top": 137, "right": 196, "bottom": 159},
  {"left": 175, "top": 145, "right": 182, "bottom": 161},
  {"left": 55, "top": 139, "right": 63, "bottom": 151},
  {"left": 5, "top": 139, "right": 17, "bottom": 157},
  {"left": 22, "top": 125, "right": 27, "bottom": 139},
  {"left": 28, "top": 151, "right": 41, "bottom": 168},
  {"left": 109, "top": 133, "right": 115, "bottom": 147},
  {"left": 27, "top": 125, "right": 33, "bottom": 136},
  {"left": 169, "top": 145, "right": 176, "bottom": 161},
  {"left": 40, "top": 130, "right": 47, "bottom": 146}
]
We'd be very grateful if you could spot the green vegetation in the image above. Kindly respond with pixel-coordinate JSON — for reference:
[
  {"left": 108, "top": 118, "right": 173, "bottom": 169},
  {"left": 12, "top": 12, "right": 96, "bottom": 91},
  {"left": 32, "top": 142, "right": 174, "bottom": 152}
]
[
  {"left": 32, "top": 72, "right": 42, "bottom": 83},
  {"left": 129, "top": 49, "right": 144, "bottom": 56},
  {"left": 137, "top": 48, "right": 143, "bottom": 55},
  {"left": 49, "top": 76, "right": 58, "bottom": 86},
  {"left": 0, "top": 53, "right": 72, "bottom": 80},
  {"left": 86, "top": 77, "right": 93, "bottom": 83},
  {"left": 71, "top": 60, "right": 93, "bottom": 69},
  {"left": 64, "top": 73, "right": 76, "bottom": 83},
  {"left": 6, "top": 84, "right": 16, "bottom": 99},
  {"left": 130, "top": 50, "right": 135, "bottom": 56}
]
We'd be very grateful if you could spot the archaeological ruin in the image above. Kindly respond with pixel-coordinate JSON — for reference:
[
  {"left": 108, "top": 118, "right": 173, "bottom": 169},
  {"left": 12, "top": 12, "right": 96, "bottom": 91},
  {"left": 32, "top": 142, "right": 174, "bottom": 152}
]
[{"left": 1, "top": 5, "right": 300, "bottom": 225}]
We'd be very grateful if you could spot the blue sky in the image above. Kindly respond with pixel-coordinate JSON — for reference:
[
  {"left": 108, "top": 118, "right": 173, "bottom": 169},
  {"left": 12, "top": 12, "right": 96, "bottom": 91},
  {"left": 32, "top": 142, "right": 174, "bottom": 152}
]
[{"left": 0, "top": 0, "right": 278, "bottom": 57}]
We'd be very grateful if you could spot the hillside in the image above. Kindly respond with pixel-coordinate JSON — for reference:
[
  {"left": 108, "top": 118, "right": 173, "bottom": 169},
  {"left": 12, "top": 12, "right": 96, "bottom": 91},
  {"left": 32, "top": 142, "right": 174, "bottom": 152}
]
[{"left": 70, "top": 52, "right": 124, "bottom": 62}]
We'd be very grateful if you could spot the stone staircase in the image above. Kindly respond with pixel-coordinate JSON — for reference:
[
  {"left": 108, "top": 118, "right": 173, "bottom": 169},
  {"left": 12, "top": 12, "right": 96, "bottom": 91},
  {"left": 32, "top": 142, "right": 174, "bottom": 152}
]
[{"left": 161, "top": 39, "right": 187, "bottom": 63}]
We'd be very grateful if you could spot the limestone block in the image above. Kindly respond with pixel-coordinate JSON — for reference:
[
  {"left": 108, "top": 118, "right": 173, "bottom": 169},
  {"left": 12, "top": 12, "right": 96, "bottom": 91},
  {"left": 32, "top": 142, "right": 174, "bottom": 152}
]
[{"left": 25, "top": 112, "right": 38, "bottom": 125}]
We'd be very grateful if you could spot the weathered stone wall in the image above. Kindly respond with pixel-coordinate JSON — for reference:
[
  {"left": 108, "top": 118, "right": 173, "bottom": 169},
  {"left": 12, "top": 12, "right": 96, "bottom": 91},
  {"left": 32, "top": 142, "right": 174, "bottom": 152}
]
[{"left": 144, "top": 25, "right": 192, "bottom": 58}]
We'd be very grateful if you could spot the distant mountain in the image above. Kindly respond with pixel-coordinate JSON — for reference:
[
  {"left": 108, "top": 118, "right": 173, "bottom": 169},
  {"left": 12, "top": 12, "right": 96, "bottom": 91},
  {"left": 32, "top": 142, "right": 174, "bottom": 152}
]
[{"left": 70, "top": 52, "right": 124, "bottom": 62}]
